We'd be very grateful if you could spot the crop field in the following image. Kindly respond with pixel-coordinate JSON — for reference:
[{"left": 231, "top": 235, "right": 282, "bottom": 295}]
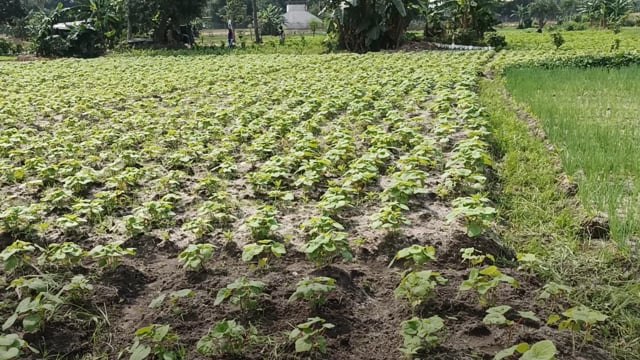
[
  {"left": 0, "top": 32, "right": 640, "bottom": 360},
  {"left": 506, "top": 66, "right": 640, "bottom": 244}
]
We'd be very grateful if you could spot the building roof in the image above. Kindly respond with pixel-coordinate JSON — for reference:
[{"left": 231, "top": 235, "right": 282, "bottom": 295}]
[{"left": 283, "top": 3, "right": 321, "bottom": 30}]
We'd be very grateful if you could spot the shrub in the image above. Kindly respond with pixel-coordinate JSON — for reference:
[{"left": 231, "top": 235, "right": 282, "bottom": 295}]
[
  {"left": 483, "top": 32, "right": 507, "bottom": 50},
  {"left": 0, "top": 38, "right": 15, "bottom": 55}
]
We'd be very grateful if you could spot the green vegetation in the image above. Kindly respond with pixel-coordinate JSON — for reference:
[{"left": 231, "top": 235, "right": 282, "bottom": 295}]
[{"left": 505, "top": 65, "right": 640, "bottom": 243}]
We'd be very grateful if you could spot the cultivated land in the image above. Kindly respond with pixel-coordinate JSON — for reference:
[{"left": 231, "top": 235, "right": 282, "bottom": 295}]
[{"left": 0, "top": 29, "right": 639, "bottom": 359}]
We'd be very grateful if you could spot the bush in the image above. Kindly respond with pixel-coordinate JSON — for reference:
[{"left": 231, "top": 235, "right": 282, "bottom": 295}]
[
  {"left": 551, "top": 31, "right": 564, "bottom": 49},
  {"left": 483, "top": 32, "right": 507, "bottom": 50},
  {"left": 562, "top": 21, "right": 588, "bottom": 31},
  {"left": 0, "top": 38, "right": 14, "bottom": 55}
]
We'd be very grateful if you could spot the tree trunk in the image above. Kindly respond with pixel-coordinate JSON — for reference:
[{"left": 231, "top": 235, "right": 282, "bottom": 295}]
[{"left": 252, "top": 0, "right": 261, "bottom": 43}]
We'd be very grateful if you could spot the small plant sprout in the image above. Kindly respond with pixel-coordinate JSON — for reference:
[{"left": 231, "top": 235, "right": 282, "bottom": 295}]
[
  {"left": 538, "top": 282, "right": 572, "bottom": 311},
  {"left": 447, "top": 194, "right": 496, "bottom": 237},
  {"left": 400, "top": 316, "right": 445, "bottom": 358},
  {"left": 127, "top": 324, "right": 184, "bottom": 360},
  {"left": 88, "top": 241, "right": 136, "bottom": 269},
  {"left": 0, "top": 333, "right": 39, "bottom": 359},
  {"left": 483, "top": 305, "right": 515, "bottom": 326},
  {"left": 389, "top": 245, "right": 437, "bottom": 269},
  {"left": 38, "top": 242, "right": 86, "bottom": 268},
  {"left": 460, "top": 247, "right": 495, "bottom": 267},
  {"left": 214, "top": 278, "right": 267, "bottom": 312},
  {"left": 547, "top": 305, "right": 608, "bottom": 353},
  {"left": 242, "top": 240, "right": 286, "bottom": 270},
  {"left": 395, "top": 270, "right": 448, "bottom": 313},
  {"left": 459, "top": 266, "right": 519, "bottom": 307},
  {"left": 289, "top": 317, "right": 335, "bottom": 354},
  {"left": 197, "top": 319, "right": 259, "bottom": 356},
  {"left": 494, "top": 340, "right": 557, "bottom": 360},
  {"left": 369, "top": 202, "right": 412, "bottom": 231},
  {"left": 289, "top": 277, "right": 337, "bottom": 309},
  {"left": 149, "top": 289, "right": 195, "bottom": 315},
  {"left": 61, "top": 275, "right": 94, "bottom": 301},
  {"left": 245, "top": 205, "right": 279, "bottom": 239},
  {"left": 0, "top": 241, "right": 38, "bottom": 273},
  {"left": 516, "top": 253, "right": 545, "bottom": 274},
  {"left": 302, "top": 231, "right": 353, "bottom": 266},
  {"left": 177, "top": 243, "right": 215, "bottom": 271}
]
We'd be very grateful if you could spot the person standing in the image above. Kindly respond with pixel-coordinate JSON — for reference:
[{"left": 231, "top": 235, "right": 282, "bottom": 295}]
[
  {"left": 278, "top": 24, "right": 285, "bottom": 45},
  {"left": 227, "top": 20, "right": 235, "bottom": 48}
]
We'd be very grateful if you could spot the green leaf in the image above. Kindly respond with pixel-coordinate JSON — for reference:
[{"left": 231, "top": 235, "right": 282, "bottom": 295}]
[
  {"left": 0, "top": 347, "right": 20, "bottom": 360},
  {"left": 520, "top": 340, "right": 557, "bottom": 360},
  {"left": 22, "top": 314, "right": 41, "bottom": 332},
  {"left": 129, "top": 344, "right": 151, "bottom": 360},
  {"left": 2, "top": 314, "right": 18, "bottom": 331},
  {"left": 494, "top": 343, "right": 529, "bottom": 360},
  {"left": 149, "top": 293, "right": 166, "bottom": 309},
  {"left": 295, "top": 337, "right": 313, "bottom": 352}
]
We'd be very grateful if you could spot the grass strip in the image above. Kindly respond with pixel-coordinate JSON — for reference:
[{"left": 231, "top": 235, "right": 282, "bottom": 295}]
[{"left": 480, "top": 75, "right": 640, "bottom": 359}]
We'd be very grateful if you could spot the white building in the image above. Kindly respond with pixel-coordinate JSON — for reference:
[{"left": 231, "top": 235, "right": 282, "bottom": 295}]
[{"left": 283, "top": 2, "right": 322, "bottom": 30}]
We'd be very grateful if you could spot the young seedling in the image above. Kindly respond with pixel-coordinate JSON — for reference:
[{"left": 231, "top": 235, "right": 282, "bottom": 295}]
[
  {"left": 197, "top": 319, "right": 259, "bottom": 356},
  {"left": 493, "top": 340, "right": 557, "bottom": 360},
  {"left": 369, "top": 202, "right": 411, "bottom": 231},
  {"left": 214, "top": 278, "right": 267, "bottom": 312},
  {"left": 460, "top": 247, "right": 495, "bottom": 267},
  {"left": 245, "top": 205, "right": 279, "bottom": 239},
  {"left": 459, "top": 266, "right": 519, "bottom": 307},
  {"left": 395, "top": 270, "right": 448, "bottom": 313},
  {"left": 2, "top": 292, "right": 64, "bottom": 333},
  {"left": 289, "top": 317, "right": 335, "bottom": 354},
  {"left": 127, "top": 324, "right": 184, "bottom": 360},
  {"left": 88, "top": 241, "right": 136, "bottom": 269},
  {"left": 242, "top": 240, "right": 286, "bottom": 270},
  {"left": 516, "top": 253, "right": 545, "bottom": 274},
  {"left": 302, "top": 231, "right": 353, "bottom": 266},
  {"left": 61, "top": 274, "right": 94, "bottom": 302},
  {"left": 538, "top": 282, "right": 572, "bottom": 311},
  {"left": 0, "top": 241, "right": 38, "bottom": 274},
  {"left": 38, "top": 242, "right": 85, "bottom": 268},
  {"left": 400, "top": 316, "right": 445, "bottom": 358},
  {"left": 177, "top": 243, "right": 215, "bottom": 271},
  {"left": 389, "top": 245, "right": 437, "bottom": 269},
  {"left": 289, "top": 277, "right": 337, "bottom": 309},
  {"left": 149, "top": 289, "right": 195, "bottom": 316},
  {"left": 447, "top": 194, "right": 496, "bottom": 237},
  {"left": 483, "top": 304, "right": 539, "bottom": 342},
  {"left": 547, "top": 305, "right": 608, "bottom": 353}
]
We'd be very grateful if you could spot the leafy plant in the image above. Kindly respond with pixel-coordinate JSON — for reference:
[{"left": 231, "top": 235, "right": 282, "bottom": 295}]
[
  {"left": 177, "top": 243, "right": 215, "bottom": 271},
  {"left": 149, "top": 289, "right": 195, "bottom": 316},
  {"left": 61, "top": 274, "right": 94, "bottom": 301},
  {"left": 2, "top": 292, "right": 63, "bottom": 333},
  {"left": 370, "top": 202, "right": 411, "bottom": 231},
  {"left": 459, "top": 266, "right": 519, "bottom": 307},
  {"left": 288, "top": 317, "right": 334, "bottom": 354},
  {"left": 400, "top": 316, "right": 445, "bottom": 358},
  {"left": 88, "top": 241, "right": 136, "bottom": 269},
  {"left": 246, "top": 205, "right": 279, "bottom": 239},
  {"left": 127, "top": 324, "right": 184, "bottom": 360},
  {"left": 302, "top": 231, "right": 353, "bottom": 266},
  {"left": 242, "top": 240, "right": 286, "bottom": 269},
  {"left": 460, "top": 247, "right": 495, "bottom": 267},
  {"left": 551, "top": 31, "right": 565, "bottom": 50},
  {"left": 395, "top": 270, "right": 448, "bottom": 312},
  {"left": 38, "top": 242, "right": 85, "bottom": 268},
  {"left": 197, "top": 319, "right": 259, "bottom": 356},
  {"left": 538, "top": 282, "right": 572, "bottom": 311},
  {"left": 547, "top": 305, "right": 608, "bottom": 353},
  {"left": 289, "top": 277, "right": 337, "bottom": 309},
  {"left": 214, "top": 278, "right": 267, "bottom": 312},
  {"left": 389, "top": 245, "right": 437, "bottom": 269},
  {"left": 447, "top": 194, "right": 496, "bottom": 237},
  {"left": 0, "top": 241, "right": 38, "bottom": 273}
]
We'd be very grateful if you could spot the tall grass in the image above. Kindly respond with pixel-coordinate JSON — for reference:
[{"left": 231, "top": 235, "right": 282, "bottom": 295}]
[{"left": 505, "top": 65, "right": 640, "bottom": 244}]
